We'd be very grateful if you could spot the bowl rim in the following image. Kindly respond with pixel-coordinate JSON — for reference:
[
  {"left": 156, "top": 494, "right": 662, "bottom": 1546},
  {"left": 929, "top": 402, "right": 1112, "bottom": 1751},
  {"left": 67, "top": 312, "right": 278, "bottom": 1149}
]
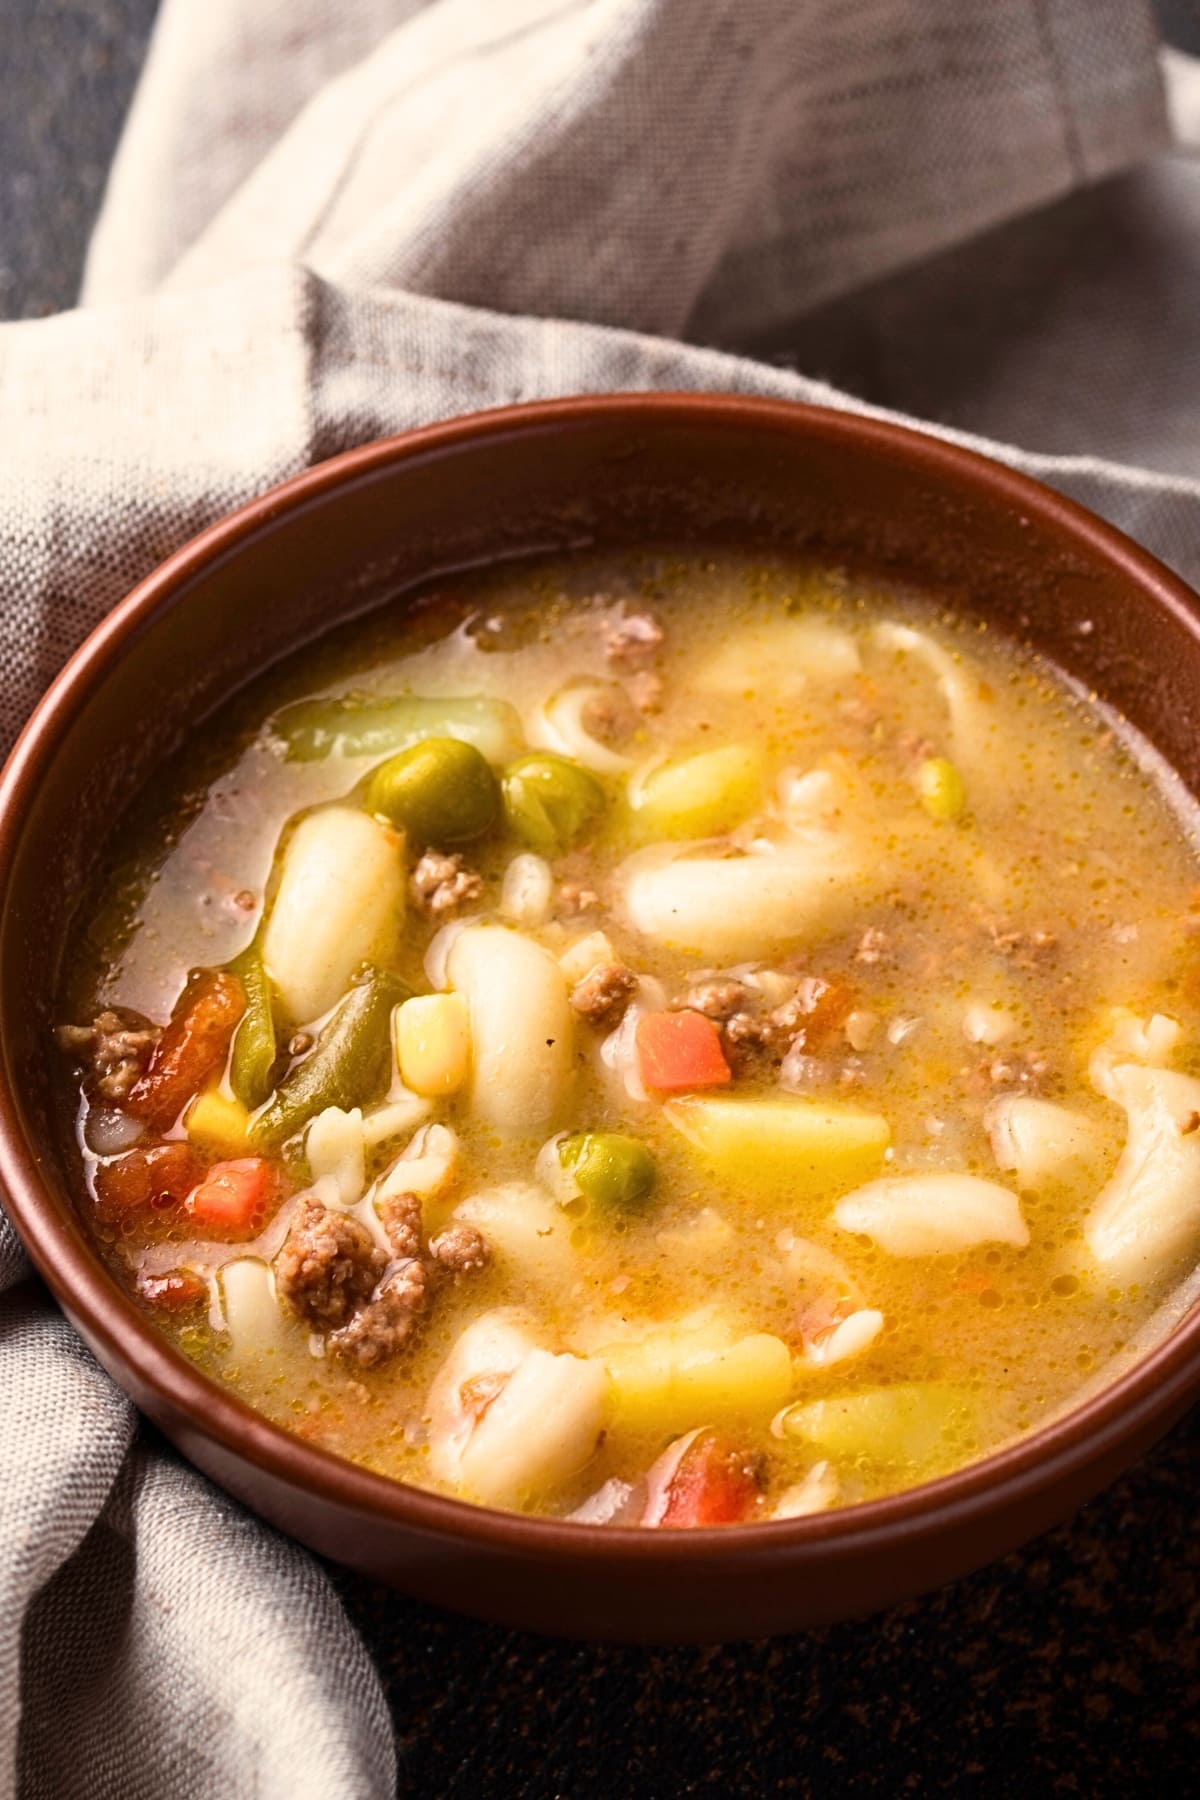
[{"left": 3, "top": 388, "right": 1200, "bottom": 1564}]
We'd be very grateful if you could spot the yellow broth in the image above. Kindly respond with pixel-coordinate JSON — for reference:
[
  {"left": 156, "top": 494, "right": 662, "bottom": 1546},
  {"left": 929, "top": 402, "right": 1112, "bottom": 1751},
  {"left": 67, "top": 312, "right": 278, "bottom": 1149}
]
[{"left": 60, "top": 551, "right": 1200, "bottom": 1524}]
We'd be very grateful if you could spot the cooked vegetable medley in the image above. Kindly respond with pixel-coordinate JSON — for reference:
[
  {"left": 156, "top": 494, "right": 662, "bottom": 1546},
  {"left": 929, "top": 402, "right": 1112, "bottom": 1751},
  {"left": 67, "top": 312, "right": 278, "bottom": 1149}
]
[{"left": 58, "top": 551, "right": 1200, "bottom": 1528}]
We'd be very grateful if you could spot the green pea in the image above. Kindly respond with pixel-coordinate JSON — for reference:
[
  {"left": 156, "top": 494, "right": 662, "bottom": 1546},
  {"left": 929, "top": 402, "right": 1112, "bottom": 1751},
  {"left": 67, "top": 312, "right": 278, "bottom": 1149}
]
[
  {"left": 558, "top": 1131, "right": 657, "bottom": 1214},
  {"left": 227, "top": 943, "right": 279, "bottom": 1109},
  {"left": 251, "top": 965, "right": 410, "bottom": 1149},
  {"left": 271, "top": 694, "right": 524, "bottom": 765},
  {"left": 917, "top": 756, "right": 966, "bottom": 822},
  {"left": 501, "top": 753, "right": 606, "bottom": 855},
  {"left": 363, "top": 736, "right": 497, "bottom": 845}
]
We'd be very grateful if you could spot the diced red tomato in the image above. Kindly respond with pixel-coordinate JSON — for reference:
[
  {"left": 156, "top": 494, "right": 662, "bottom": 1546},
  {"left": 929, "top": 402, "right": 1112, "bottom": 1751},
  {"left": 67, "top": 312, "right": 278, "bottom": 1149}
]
[
  {"left": 136, "top": 1269, "right": 209, "bottom": 1312},
  {"left": 644, "top": 1429, "right": 762, "bottom": 1529},
  {"left": 635, "top": 1009, "right": 732, "bottom": 1093},
  {"left": 185, "top": 1157, "right": 279, "bottom": 1238},
  {"left": 94, "top": 1141, "right": 204, "bottom": 1222},
  {"left": 125, "top": 969, "right": 246, "bottom": 1132}
]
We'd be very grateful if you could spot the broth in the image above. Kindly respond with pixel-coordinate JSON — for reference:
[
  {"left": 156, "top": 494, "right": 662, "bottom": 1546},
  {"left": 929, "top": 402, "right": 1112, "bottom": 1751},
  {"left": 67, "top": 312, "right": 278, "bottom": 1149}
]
[{"left": 58, "top": 550, "right": 1200, "bottom": 1527}]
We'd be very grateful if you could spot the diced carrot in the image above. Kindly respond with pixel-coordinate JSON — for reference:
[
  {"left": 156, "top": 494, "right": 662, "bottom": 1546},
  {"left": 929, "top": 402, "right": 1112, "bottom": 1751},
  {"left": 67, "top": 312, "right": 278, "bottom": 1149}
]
[
  {"left": 126, "top": 969, "right": 246, "bottom": 1132},
  {"left": 136, "top": 1269, "right": 209, "bottom": 1312},
  {"left": 635, "top": 1009, "right": 732, "bottom": 1093},
  {"left": 647, "top": 1430, "right": 762, "bottom": 1529},
  {"left": 94, "top": 1141, "right": 204, "bottom": 1221},
  {"left": 185, "top": 1157, "right": 279, "bottom": 1238}
]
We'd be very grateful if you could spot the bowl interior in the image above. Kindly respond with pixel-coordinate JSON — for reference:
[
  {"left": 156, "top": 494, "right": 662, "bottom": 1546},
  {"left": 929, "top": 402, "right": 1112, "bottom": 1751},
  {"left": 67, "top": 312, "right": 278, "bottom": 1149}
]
[{"left": 4, "top": 395, "right": 1200, "bottom": 1568}]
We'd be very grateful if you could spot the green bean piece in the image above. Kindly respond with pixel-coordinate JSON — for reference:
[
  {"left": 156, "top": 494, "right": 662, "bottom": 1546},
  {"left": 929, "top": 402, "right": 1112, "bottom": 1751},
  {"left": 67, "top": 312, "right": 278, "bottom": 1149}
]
[
  {"left": 500, "top": 752, "right": 606, "bottom": 855},
  {"left": 558, "top": 1131, "right": 657, "bottom": 1214},
  {"left": 227, "top": 944, "right": 279, "bottom": 1109},
  {"left": 271, "top": 694, "right": 524, "bottom": 765},
  {"left": 363, "top": 737, "right": 497, "bottom": 845},
  {"left": 250, "top": 966, "right": 410, "bottom": 1148}
]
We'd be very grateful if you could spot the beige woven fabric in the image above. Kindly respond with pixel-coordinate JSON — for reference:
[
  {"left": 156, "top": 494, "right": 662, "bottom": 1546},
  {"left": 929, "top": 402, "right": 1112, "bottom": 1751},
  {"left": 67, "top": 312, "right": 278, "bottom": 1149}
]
[{"left": 1, "top": 2, "right": 1196, "bottom": 1795}]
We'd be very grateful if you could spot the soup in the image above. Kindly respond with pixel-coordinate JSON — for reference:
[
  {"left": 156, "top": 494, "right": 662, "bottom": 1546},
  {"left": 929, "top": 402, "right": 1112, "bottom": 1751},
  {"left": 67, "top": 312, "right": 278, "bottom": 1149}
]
[{"left": 57, "top": 551, "right": 1200, "bottom": 1528}]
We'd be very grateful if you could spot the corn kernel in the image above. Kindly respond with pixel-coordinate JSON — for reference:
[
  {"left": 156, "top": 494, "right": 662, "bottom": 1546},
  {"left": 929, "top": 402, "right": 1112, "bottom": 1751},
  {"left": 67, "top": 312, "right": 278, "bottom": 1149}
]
[
  {"left": 395, "top": 993, "right": 471, "bottom": 1097},
  {"left": 185, "top": 1086, "right": 252, "bottom": 1154},
  {"left": 917, "top": 756, "right": 966, "bottom": 821}
]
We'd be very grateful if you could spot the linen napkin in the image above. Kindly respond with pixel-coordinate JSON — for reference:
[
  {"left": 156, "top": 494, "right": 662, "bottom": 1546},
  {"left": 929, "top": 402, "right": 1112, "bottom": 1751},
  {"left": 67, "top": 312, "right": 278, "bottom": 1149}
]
[{"left": 2, "top": 3, "right": 1198, "bottom": 1794}]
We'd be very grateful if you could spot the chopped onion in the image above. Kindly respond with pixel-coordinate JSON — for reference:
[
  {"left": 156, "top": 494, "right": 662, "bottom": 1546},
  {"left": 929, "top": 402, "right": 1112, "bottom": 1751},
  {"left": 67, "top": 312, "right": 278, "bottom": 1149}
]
[
  {"left": 84, "top": 1105, "right": 144, "bottom": 1156},
  {"left": 598, "top": 977, "right": 666, "bottom": 1103},
  {"left": 641, "top": 1428, "right": 705, "bottom": 1526},
  {"left": 567, "top": 1478, "right": 638, "bottom": 1525},
  {"left": 802, "top": 1307, "right": 884, "bottom": 1368},
  {"left": 772, "top": 1462, "right": 839, "bottom": 1519}
]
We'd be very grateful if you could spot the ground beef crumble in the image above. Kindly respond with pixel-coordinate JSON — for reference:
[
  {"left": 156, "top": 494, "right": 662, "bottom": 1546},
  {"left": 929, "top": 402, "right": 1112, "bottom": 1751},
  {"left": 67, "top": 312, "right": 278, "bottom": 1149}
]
[
  {"left": 279, "top": 1191, "right": 492, "bottom": 1369},
  {"left": 275, "top": 1200, "right": 386, "bottom": 1330},
  {"left": 328, "top": 1260, "right": 429, "bottom": 1370},
  {"left": 378, "top": 1191, "right": 423, "bottom": 1261},
  {"left": 685, "top": 973, "right": 854, "bottom": 1074},
  {"left": 57, "top": 1009, "right": 161, "bottom": 1103},
  {"left": 410, "top": 850, "right": 484, "bottom": 917},
  {"left": 570, "top": 960, "right": 638, "bottom": 1026},
  {"left": 685, "top": 979, "right": 754, "bottom": 1021},
  {"left": 428, "top": 1223, "right": 492, "bottom": 1275}
]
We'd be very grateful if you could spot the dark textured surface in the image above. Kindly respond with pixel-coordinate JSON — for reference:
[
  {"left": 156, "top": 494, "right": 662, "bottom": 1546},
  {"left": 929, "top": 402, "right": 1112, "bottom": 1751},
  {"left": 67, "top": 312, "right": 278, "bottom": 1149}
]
[
  {"left": 328, "top": 1408, "right": 1200, "bottom": 1797},
  {"left": 5, "top": 2, "right": 1200, "bottom": 1794},
  {"left": 0, "top": 0, "right": 159, "bottom": 317},
  {"left": 328, "top": 1397, "right": 1200, "bottom": 1797}
]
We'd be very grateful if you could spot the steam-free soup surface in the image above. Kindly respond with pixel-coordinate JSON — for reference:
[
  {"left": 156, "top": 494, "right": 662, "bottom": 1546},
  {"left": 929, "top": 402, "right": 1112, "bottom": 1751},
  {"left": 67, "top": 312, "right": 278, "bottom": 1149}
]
[{"left": 59, "top": 552, "right": 1200, "bottom": 1528}]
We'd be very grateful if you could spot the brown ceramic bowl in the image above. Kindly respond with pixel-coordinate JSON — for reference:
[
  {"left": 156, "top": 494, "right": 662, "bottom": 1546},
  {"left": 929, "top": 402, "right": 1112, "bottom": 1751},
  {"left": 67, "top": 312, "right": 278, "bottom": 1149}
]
[{"left": 3, "top": 394, "right": 1200, "bottom": 1643}]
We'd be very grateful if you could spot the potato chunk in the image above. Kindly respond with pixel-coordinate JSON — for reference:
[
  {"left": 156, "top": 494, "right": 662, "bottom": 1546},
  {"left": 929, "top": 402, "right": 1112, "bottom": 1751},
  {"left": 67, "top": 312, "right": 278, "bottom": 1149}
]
[
  {"left": 780, "top": 1382, "right": 978, "bottom": 1471},
  {"left": 664, "top": 1094, "right": 889, "bottom": 1194},
  {"left": 597, "top": 1321, "right": 792, "bottom": 1430}
]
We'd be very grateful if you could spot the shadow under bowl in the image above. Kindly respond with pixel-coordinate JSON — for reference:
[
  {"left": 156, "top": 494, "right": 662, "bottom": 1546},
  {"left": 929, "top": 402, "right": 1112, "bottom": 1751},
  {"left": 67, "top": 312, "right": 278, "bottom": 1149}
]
[{"left": 3, "top": 393, "right": 1200, "bottom": 1642}]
